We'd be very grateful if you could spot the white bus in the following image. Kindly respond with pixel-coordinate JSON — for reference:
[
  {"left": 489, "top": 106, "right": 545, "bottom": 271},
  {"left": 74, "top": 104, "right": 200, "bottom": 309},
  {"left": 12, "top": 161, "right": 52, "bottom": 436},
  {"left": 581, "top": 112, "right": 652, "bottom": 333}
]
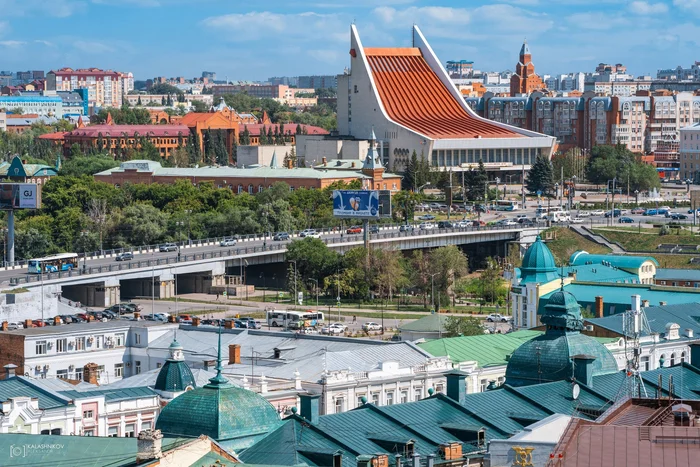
[
  {"left": 266, "top": 309, "right": 325, "bottom": 328},
  {"left": 28, "top": 253, "right": 79, "bottom": 274},
  {"left": 548, "top": 211, "right": 572, "bottom": 223},
  {"left": 495, "top": 200, "right": 519, "bottom": 211},
  {"left": 535, "top": 205, "right": 563, "bottom": 218}
]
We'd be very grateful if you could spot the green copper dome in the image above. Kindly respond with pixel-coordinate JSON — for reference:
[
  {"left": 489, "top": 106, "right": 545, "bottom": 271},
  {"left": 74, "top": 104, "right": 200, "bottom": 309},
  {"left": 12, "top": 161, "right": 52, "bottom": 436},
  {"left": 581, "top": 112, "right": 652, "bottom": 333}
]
[
  {"left": 519, "top": 236, "right": 560, "bottom": 284},
  {"left": 154, "top": 339, "right": 196, "bottom": 393},
  {"left": 505, "top": 289, "right": 618, "bottom": 386},
  {"left": 155, "top": 327, "right": 281, "bottom": 451}
]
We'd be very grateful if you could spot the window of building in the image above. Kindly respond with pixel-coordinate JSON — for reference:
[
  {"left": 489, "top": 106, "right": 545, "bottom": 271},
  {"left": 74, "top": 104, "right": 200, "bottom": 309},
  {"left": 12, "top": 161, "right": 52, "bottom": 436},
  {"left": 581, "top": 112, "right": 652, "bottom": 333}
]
[
  {"left": 114, "top": 363, "right": 124, "bottom": 378},
  {"left": 135, "top": 361, "right": 141, "bottom": 375},
  {"left": 371, "top": 393, "right": 379, "bottom": 405},
  {"left": 414, "top": 388, "right": 422, "bottom": 401},
  {"left": 386, "top": 391, "right": 394, "bottom": 406},
  {"left": 83, "top": 430, "right": 94, "bottom": 437},
  {"left": 75, "top": 368, "right": 83, "bottom": 380},
  {"left": 56, "top": 338, "right": 67, "bottom": 353},
  {"left": 334, "top": 398, "right": 345, "bottom": 414},
  {"left": 56, "top": 369, "right": 68, "bottom": 379},
  {"left": 124, "top": 424, "right": 135, "bottom": 438},
  {"left": 681, "top": 352, "right": 687, "bottom": 363},
  {"left": 237, "top": 185, "right": 243, "bottom": 194},
  {"left": 641, "top": 356, "right": 650, "bottom": 371},
  {"left": 670, "top": 353, "right": 676, "bottom": 366},
  {"left": 258, "top": 185, "right": 263, "bottom": 193},
  {"left": 134, "top": 334, "right": 141, "bottom": 345},
  {"left": 141, "top": 421, "right": 152, "bottom": 431},
  {"left": 36, "top": 341, "right": 47, "bottom": 355},
  {"left": 248, "top": 184, "right": 254, "bottom": 194},
  {"left": 157, "top": 362, "right": 162, "bottom": 369},
  {"left": 357, "top": 395, "right": 365, "bottom": 407},
  {"left": 660, "top": 354, "right": 666, "bottom": 367},
  {"left": 115, "top": 334, "right": 125, "bottom": 346},
  {"left": 108, "top": 426, "right": 118, "bottom": 437},
  {"left": 480, "top": 379, "right": 488, "bottom": 392},
  {"left": 435, "top": 384, "right": 444, "bottom": 393},
  {"left": 83, "top": 410, "right": 94, "bottom": 419},
  {"left": 400, "top": 391, "right": 408, "bottom": 404},
  {"left": 497, "top": 376, "right": 505, "bottom": 386},
  {"left": 75, "top": 337, "right": 85, "bottom": 351}
]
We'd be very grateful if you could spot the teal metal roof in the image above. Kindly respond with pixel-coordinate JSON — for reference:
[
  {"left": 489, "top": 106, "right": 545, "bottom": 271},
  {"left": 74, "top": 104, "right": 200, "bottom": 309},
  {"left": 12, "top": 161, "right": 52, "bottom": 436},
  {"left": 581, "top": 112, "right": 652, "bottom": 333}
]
[
  {"left": 58, "top": 386, "right": 157, "bottom": 402},
  {"left": 0, "top": 433, "right": 189, "bottom": 467},
  {"left": 155, "top": 384, "right": 282, "bottom": 450},
  {"left": 655, "top": 268, "right": 700, "bottom": 281},
  {"left": 563, "top": 263, "right": 640, "bottom": 284},
  {"left": 0, "top": 377, "right": 71, "bottom": 410},
  {"left": 570, "top": 251, "right": 659, "bottom": 268},
  {"left": 154, "top": 359, "right": 196, "bottom": 392},
  {"left": 418, "top": 333, "right": 530, "bottom": 367},
  {"left": 519, "top": 236, "right": 560, "bottom": 284}
]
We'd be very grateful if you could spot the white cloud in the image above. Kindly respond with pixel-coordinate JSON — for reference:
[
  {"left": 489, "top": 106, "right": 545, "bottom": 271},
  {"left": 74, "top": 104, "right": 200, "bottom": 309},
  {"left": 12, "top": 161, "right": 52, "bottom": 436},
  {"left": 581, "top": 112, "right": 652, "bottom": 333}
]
[
  {"left": 72, "top": 40, "right": 116, "bottom": 54},
  {"left": 629, "top": 1, "right": 668, "bottom": 15},
  {"left": 565, "top": 12, "right": 629, "bottom": 30},
  {"left": 201, "top": 11, "right": 347, "bottom": 43},
  {"left": 374, "top": 6, "right": 471, "bottom": 26},
  {"left": 0, "top": 0, "right": 85, "bottom": 17},
  {"left": 0, "top": 40, "right": 25, "bottom": 47}
]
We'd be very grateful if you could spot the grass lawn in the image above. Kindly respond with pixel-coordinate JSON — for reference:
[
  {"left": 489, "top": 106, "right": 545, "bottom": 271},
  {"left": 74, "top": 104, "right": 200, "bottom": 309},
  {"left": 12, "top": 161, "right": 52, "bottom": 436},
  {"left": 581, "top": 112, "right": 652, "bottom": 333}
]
[
  {"left": 593, "top": 228, "right": 700, "bottom": 251},
  {"left": 541, "top": 227, "right": 611, "bottom": 264}
]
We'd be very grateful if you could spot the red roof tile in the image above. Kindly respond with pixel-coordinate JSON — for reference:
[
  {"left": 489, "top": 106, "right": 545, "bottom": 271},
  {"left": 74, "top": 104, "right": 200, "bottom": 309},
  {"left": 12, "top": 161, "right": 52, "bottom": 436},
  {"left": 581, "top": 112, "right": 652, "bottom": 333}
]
[
  {"left": 66, "top": 124, "right": 190, "bottom": 138},
  {"left": 364, "top": 48, "right": 521, "bottom": 139},
  {"left": 38, "top": 132, "right": 68, "bottom": 140}
]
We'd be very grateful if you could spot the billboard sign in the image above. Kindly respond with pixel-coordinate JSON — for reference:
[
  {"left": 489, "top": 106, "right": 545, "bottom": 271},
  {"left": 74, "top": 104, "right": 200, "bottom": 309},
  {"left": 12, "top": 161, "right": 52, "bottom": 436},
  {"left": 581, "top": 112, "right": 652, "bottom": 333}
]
[
  {"left": 333, "top": 190, "right": 379, "bottom": 218},
  {"left": 0, "top": 183, "right": 41, "bottom": 210}
]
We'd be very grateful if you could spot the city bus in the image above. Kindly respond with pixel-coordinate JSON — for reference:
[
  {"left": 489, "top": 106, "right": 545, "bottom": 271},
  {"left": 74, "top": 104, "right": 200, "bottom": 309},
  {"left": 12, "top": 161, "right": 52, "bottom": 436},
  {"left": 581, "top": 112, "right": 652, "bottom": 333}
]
[
  {"left": 27, "top": 253, "right": 79, "bottom": 274},
  {"left": 495, "top": 200, "right": 519, "bottom": 211},
  {"left": 535, "top": 205, "right": 562, "bottom": 218},
  {"left": 266, "top": 309, "right": 325, "bottom": 328}
]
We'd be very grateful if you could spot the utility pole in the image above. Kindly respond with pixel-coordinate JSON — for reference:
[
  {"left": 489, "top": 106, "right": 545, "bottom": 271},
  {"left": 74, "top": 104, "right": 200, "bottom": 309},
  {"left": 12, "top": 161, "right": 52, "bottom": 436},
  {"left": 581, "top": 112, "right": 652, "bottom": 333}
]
[
  {"left": 560, "top": 165, "right": 564, "bottom": 210},
  {"left": 521, "top": 164, "right": 526, "bottom": 208}
]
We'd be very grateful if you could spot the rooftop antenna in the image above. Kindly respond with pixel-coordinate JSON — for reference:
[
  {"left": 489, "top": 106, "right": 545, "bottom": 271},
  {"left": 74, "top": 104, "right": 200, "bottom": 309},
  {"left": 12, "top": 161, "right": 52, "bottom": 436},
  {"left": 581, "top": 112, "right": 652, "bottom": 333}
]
[{"left": 619, "top": 295, "right": 650, "bottom": 399}]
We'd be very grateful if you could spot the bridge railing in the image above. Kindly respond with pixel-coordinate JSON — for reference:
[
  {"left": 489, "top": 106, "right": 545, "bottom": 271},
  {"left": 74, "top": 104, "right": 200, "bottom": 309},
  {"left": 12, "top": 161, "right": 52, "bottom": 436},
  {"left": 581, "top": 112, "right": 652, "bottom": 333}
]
[{"left": 7, "top": 223, "right": 531, "bottom": 285}]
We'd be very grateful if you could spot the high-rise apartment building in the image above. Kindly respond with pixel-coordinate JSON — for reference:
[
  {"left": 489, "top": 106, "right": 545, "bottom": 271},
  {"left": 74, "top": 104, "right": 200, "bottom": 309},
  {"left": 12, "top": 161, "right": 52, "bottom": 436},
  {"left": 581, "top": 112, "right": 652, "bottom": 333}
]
[
  {"left": 46, "top": 68, "right": 128, "bottom": 110},
  {"left": 297, "top": 75, "right": 337, "bottom": 90}
]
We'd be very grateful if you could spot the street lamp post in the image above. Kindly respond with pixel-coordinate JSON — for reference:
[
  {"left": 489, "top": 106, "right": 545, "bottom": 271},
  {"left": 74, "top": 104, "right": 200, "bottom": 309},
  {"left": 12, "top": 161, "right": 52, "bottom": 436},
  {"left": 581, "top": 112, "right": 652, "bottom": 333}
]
[
  {"left": 415, "top": 181, "right": 431, "bottom": 193},
  {"left": 184, "top": 209, "right": 192, "bottom": 246},
  {"left": 288, "top": 260, "right": 297, "bottom": 313},
  {"left": 429, "top": 272, "right": 439, "bottom": 312},
  {"left": 634, "top": 190, "right": 639, "bottom": 206},
  {"left": 260, "top": 272, "right": 266, "bottom": 303}
]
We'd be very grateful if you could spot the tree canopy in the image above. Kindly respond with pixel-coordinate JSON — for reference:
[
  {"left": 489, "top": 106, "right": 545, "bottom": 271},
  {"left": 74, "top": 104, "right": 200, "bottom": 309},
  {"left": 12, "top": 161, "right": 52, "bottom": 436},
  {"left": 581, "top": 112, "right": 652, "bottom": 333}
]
[
  {"left": 586, "top": 144, "right": 660, "bottom": 192},
  {"left": 526, "top": 153, "right": 554, "bottom": 195}
]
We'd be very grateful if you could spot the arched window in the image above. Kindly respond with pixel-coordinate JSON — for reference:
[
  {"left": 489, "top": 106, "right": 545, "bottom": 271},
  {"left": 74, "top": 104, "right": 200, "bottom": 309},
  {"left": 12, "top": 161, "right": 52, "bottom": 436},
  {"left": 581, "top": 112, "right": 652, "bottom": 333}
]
[
  {"left": 248, "top": 184, "right": 254, "bottom": 194},
  {"left": 237, "top": 185, "right": 243, "bottom": 194},
  {"left": 660, "top": 354, "right": 666, "bottom": 367},
  {"left": 670, "top": 353, "right": 676, "bottom": 366},
  {"left": 258, "top": 185, "right": 263, "bottom": 193},
  {"left": 681, "top": 352, "right": 686, "bottom": 363}
]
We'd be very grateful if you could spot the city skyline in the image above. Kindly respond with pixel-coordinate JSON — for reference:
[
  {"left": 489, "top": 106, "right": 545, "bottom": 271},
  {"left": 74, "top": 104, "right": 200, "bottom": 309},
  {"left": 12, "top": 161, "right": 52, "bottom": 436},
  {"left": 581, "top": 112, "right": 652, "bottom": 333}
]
[{"left": 0, "top": 1, "right": 698, "bottom": 81}]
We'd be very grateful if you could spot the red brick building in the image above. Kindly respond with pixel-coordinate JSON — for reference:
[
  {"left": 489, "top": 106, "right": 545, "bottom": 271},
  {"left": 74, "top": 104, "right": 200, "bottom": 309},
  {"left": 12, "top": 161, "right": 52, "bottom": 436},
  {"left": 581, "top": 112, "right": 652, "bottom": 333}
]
[
  {"left": 510, "top": 41, "right": 545, "bottom": 96},
  {"left": 63, "top": 124, "right": 189, "bottom": 158}
]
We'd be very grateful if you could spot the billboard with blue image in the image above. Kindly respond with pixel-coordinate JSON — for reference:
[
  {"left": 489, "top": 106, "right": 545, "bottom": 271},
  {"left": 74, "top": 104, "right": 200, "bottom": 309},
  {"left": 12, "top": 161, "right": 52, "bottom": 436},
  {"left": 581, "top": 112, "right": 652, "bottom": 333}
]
[{"left": 333, "top": 190, "right": 379, "bottom": 218}]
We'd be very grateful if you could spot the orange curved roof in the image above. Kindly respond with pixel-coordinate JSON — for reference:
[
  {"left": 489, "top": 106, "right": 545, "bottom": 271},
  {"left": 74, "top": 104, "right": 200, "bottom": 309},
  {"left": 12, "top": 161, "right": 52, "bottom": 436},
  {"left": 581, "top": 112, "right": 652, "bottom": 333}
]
[{"left": 365, "top": 48, "right": 521, "bottom": 139}]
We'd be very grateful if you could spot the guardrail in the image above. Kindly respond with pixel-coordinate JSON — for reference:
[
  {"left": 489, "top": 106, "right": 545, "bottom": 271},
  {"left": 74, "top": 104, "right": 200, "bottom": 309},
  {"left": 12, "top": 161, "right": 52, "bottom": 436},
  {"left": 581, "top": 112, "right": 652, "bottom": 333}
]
[{"left": 7, "top": 223, "right": 530, "bottom": 286}]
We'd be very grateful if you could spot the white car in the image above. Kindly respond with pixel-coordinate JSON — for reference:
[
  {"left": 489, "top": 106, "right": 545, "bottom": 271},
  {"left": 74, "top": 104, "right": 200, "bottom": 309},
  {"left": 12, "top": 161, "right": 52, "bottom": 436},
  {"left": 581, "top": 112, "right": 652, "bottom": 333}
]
[
  {"left": 571, "top": 217, "right": 585, "bottom": 224},
  {"left": 456, "top": 221, "right": 471, "bottom": 228},
  {"left": 300, "top": 229, "right": 320, "bottom": 238},
  {"left": 515, "top": 214, "right": 528, "bottom": 220},
  {"left": 577, "top": 211, "right": 591, "bottom": 218},
  {"left": 498, "top": 220, "right": 519, "bottom": 226},
  {"left": 419, "top": 222, "right": 436, "bottom": 230},
  {"left": 220, "top": 238, "right": 237, "bottom": 247},
  {"left": 7, "top": 322, "right": 24, "bottom": 330},
  {"left": 362, "top": 322, "right": 382, "bottom": 332},
  {"left": 321, "top": 323, "right": 347, "bottom": 335},
  {"left": 590, "top": 209, "right": 605, "bottom": 216},
  {"left": 486, "top": 313, "right": 511, "bottom": 323}
]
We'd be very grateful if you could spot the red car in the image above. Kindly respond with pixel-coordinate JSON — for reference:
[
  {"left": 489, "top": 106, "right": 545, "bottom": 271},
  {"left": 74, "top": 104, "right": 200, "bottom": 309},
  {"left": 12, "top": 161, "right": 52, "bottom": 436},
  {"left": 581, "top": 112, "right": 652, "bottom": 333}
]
[
  {"left": 346, "top": 226, "right": 362, "bottom": 234},
  {"left": 32, "top": 319, "right": 45, "bottom": 327}
]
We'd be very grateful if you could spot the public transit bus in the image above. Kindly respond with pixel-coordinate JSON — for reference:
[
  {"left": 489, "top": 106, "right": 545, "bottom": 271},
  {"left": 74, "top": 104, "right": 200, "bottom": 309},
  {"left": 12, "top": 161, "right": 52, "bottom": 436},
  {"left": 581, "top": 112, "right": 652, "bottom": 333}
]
[
  {"left": 495, "top": 200, "right": 519, "bottom": 211},
  {"left": 27, "top": 253, "right": 79, "bottom": 274},
  {"left": 266, "top": 309, "right": 325, "bottom": 328}
]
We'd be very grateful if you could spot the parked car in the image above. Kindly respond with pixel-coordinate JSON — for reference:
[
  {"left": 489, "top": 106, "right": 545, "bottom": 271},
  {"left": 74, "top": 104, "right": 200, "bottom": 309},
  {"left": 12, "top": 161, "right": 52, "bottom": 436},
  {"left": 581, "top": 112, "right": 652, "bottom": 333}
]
[
  {"left": 273, "top": 232, "right": 290, "bottom": 241},
  {"left": 346, "top": 225, "right": 362, "bottom": 234},
  {"left": 201, "top": 318, "right": 222, "bottom": 326},
  {"left": 220, "top": 238, "right": 237, "bottom": 247},
  {"left": 671, "top": 213, "right": 688, "bottom": 220},
  {"left": 486, "top": 313, "right": 511, "bottom": 323},
  {"left": 69, "top": 314, "right": 86, "bottom": 323},
  {"left": 159, "top": 243, "right": 179, "bottom": 252},
  {"left": 7, "top": 322, "right": 24, "bottom": 330},
  {"left": 88, "top": 311, "right": 107, "bottom": 322},
  {"left": 101, "top": 310, "right": 118, "bottom": 320},
  {"left": 571, "top": 217, "right": 585, "bottom": 224},
  {"left": 115, "top": 252, "right": 134, "bottom": 261},
  {"left": 590, "top": 210, "right": 605, "bottom": 216},
  {"left": 456, "top": 220, "right": 471, "bottom": 228},
  {"left": 362, "top": 322, "right": 382, "bottom": 332},
  {"left": 604, "top": 209, "right": 621, "bottom": 218},
  {"left": 418, "top": 214, "right": 436, "bottom": 221},
  {"left": 58, "top": 315, "right": 74, "bottom": 324},
  {"left": 106, "top": 303, "right": 142, "bottom": 314},
  {"left": 369, "top": 225, "right": 379, "bottom": 234},
  {"left": 419, "top": 222, "right": 436, "bottom": 230},
  {"left": 658, "top": 207, "right": 671, "bottom": 215},
  {"left": 618, "top": 216, "right": 634, "bottom": 223},
  {"left": 237, "top": 317, "right": 261, "bottom": 329},
  {"left": 437, "top": 220, "right": 454, "bottom": 229},
  {"left": 497, "top": 219, "right": 518, "bottom": 226},
  {"left": 472, "top": 220, "right": 486, "bottom": 227},
  {"left": 399, "top": 224, "right": 414, "bottom": 232},
  {"left": 321, "top": 323, "right": 347, "bottom": 335}
]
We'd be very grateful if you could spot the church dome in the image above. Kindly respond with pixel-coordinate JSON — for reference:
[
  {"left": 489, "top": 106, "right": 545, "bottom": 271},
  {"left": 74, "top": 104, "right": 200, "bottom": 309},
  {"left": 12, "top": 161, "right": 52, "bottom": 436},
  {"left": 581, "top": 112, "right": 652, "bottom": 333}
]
[
  {"left": 519, "top": 236, "right": 559, "bottom": 284},
  {"left": 155, "top": 330, "right": 281, "bottom": 450},
  {"left": 154, "top": 339, "right": 196, "bottom": 393},
  {"left": 505, "top": 288, "right": 618, "bottom": 387}
]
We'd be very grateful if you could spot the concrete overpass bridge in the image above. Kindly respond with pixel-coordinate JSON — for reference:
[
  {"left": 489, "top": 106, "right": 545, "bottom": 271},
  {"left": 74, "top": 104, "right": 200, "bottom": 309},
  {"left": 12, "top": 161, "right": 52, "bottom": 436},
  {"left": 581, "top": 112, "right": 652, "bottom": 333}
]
[{"left": 6, "top": 225, "right": 539, "bottom": 307}]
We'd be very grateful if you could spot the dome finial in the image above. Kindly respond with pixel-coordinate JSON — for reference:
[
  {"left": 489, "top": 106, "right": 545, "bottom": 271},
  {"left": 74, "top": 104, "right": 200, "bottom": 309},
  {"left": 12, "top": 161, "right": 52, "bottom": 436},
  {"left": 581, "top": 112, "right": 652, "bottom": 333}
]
[{"left": 207, "top": 324, "right": 229, "bottom": 387}]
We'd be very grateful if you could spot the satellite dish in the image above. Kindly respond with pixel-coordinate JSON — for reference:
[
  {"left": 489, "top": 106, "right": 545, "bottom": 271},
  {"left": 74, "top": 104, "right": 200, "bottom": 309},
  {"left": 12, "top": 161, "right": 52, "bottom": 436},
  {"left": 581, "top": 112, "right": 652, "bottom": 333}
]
[{"left": 572, "top": 383, "right": 580, "bottom": 400}]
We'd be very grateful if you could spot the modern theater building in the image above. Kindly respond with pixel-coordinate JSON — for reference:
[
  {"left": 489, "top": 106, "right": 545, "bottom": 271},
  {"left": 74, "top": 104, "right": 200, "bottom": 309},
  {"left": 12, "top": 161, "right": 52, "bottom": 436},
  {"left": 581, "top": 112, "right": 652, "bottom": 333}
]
[{"left": 336, "top": 25, "right": 555, "bottom": 177}]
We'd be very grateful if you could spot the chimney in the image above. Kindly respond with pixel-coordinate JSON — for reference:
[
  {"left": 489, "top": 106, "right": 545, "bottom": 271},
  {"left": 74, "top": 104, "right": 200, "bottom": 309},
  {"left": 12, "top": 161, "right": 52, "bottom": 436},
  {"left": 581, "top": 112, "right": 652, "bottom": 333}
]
[
  {"left": 24, "top": 319, "right": 33, "bottom": 328},
  {"left": 4, "top": 363, "right": 17, "bottom": 379},
  {"left": 287, "top": 159, "right": 293, "bottom": 169},
  {"left": 660, "top": 301, "right": 667, "bottom": 306},
  {"left": 192, "top": 317, "right": 200, "bottom": 327},
  {"left": 412, "top": 453, "right": 420, "bottom": 467},
  {"left": 1, "top": 321, "right": 7, "bottom": 331},
  {"left": 571, "top": 354, "right": 596, "bottom": 387},
  {"left": 224, "top": 319, "right": 234, "bottom": 329},
  {"left": 228, "top": 344, "right": 241, "bottom": 365},
  {"left": 642, "top": 299, "right": 650, "bottom": 308},
  {"left": 686, "top": 329, "right": 694, "bottom": 338},
  {"left": 83, "top": 362, "right": 100, "bottom": 385},
  {"left": 594, "top": 296, "right": 604, "bottom": 318},
  {"left": 299, "top": 393, "right": 320, "bottom": 424},
  {"left": 439, "top": 443, "right": 462, "bottom": 461},
  {"left": 322, "top": 157, "right": 327, "bottom": 165},
  {"left": 133, "top": 312, "right": 140, "bottom": 320},
  {"left": 427, "top": 454, "right": 435, "bottom": 467},
  {"left": 136, "top": 429, "right": 163, "bottom": 463},
  {"left": 445, "top": 370, "right": 468, "bottom": 404},
  {"left": 54, "top": 316, "right": 61, "bottom": 325},
  {"left": 631, "top": 295, "right": 641, "bottom": 313}
]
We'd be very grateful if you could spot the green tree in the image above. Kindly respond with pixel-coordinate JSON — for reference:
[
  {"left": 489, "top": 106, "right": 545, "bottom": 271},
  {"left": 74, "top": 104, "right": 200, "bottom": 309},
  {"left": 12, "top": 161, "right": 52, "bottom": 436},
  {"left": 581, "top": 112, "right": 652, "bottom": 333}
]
[
  {"left": 403, "top": 150, "right": 431, "bottom": 192},
  {"left": 16, "top": 228, "right": 53, "bottom": 259},
  {"left": 478, "top": 257, "right": 507, "bottom": 304},
  {"left": 119, "top": 203, "right": 168, "bottom": 245},
  {"left": 61, "top": 155, "right": 118, "bottom": 176},
  {"left": 149, "top": 83, "right": 183, "bottom": 96},
  {"left": 443, "top": 316, "right": 484, "bottom": 337},
  {"left": 285, "top": 238, "right": 341, "bottom": 288},
  {"left": 430, "top": 245, "right": 469, "bottom": 307},
  {"left": 191, "top": 100, "right": 208, "bottom": 112},
  {"left": 464, "top": 159, "right": 488, "bottom": 201},
  {"left": 137, "top": 96, "right": 142, "bottom": 106},
  {"left": 526, "top": 153, "right": 554, "bottom": 195},
  {"left": 392, "top": 190, "right": 422, "bottom": 223}
]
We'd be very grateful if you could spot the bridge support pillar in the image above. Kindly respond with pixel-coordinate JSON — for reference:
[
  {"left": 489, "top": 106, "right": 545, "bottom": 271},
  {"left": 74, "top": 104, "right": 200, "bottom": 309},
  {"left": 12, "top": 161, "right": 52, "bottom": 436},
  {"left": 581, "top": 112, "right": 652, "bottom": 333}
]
[
  {"left": 104, "top": 285, "right": 120, "bottom": 307},
  {"left": 212, "top": 275, "right": 226, "bottom": 287},
  {"left": 160, "top": 279, "right": 175, "bottom": 299}
]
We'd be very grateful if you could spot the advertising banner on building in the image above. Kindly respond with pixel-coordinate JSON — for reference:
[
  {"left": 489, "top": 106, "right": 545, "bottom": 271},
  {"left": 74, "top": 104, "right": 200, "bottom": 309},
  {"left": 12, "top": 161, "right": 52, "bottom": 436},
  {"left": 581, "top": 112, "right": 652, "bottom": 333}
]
[
  {"left": 333, "top": 190, "right": 379, "bottom": 218},
  {"left": 0, "top": 183, "right": 41, "bottom": 210}
]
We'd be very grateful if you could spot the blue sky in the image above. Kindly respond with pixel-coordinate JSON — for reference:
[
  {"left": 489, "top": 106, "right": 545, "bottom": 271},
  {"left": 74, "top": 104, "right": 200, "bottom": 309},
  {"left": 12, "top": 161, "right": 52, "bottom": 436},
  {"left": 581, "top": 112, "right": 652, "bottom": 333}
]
[{"left": 0, "top": 1, "right": 698, "bottom": 81}]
